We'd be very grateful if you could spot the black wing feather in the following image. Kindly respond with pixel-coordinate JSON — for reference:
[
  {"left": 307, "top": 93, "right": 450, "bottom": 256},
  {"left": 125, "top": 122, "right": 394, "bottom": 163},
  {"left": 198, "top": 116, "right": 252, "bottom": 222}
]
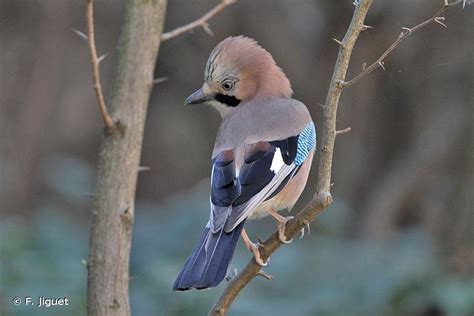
[
  {"left": 210, "top": 150, "right": 241, "bottom": 207},
  {"left": 234, "top": 145, "right": 276, "bottom": 206}
]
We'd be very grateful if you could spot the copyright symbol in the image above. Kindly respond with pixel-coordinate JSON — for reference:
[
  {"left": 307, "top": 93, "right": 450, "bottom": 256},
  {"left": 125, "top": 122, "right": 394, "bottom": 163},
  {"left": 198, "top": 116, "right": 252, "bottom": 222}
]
[{"left": 13, "top": 297, "right": 21, "bottom": 305}]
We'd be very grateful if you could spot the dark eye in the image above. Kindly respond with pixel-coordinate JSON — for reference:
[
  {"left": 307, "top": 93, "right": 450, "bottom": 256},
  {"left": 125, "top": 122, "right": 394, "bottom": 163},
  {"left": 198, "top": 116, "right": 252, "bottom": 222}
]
[{"left": 221, "top": 80, "right": 234, "bottom": 91}]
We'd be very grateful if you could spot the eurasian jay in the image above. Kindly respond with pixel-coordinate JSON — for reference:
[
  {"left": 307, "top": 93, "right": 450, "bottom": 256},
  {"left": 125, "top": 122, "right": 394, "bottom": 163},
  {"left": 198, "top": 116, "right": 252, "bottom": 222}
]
[{"left": 173, "top": 36, "right": 316, "bottom": 291}]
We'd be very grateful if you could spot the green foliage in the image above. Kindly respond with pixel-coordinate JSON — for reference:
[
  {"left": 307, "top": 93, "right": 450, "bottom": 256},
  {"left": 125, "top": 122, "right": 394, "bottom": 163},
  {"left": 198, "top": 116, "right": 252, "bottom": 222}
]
[{"left": 1, "top": 182, "right": 473, "bottom": 316}]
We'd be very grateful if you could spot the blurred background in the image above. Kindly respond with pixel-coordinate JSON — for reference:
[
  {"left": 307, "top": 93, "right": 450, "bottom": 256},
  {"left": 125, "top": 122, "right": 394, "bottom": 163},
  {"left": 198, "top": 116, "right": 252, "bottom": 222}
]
[{"left": 0, "top": 0, "right": 472, "bottom": 315}]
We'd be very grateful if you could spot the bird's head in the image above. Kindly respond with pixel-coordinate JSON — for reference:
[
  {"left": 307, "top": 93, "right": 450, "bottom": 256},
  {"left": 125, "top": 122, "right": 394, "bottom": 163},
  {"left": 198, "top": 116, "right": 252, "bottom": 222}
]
[{"left": 185, "top": 36, "right": 293, "bottom": 115}]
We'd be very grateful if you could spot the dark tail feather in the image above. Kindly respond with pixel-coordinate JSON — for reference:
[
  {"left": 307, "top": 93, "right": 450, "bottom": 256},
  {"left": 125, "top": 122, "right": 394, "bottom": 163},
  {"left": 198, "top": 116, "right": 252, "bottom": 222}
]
[{"left": 173, "top": 221, "right": 245, "bottom": 291}]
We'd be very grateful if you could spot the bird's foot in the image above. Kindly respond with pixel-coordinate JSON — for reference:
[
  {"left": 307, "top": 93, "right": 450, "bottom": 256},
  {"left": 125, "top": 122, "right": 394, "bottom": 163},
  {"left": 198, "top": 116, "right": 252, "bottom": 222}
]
[
  {"left": 241, "top": 228, "right": 268, "bottom": 266},
  {"left": 299, "top": 223, "right": 311, "bottom": 239},
  {"left": 267, "top": 209, "right": 294, "bottom": 244},
  {"left": 249, "top": 242, "right": 268, "bottom": 267},
  {"left": 276, "top": 216, "right": 294, "bottom": 244}
]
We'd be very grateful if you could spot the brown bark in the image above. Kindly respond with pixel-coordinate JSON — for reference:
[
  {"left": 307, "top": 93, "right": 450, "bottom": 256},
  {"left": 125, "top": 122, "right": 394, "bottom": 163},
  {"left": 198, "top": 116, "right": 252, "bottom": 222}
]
[{"left": 86, "top": 1, "right": 167, "bottom": 315}]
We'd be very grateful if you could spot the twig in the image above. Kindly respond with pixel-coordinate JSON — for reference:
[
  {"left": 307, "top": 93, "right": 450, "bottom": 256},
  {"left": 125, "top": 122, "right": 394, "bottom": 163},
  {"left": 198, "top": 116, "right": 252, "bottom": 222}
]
[
  {"left": 161, "top": 0, "right": 236, "bottom": 41},
  {"left": 86, "top": 0, "right": 116, "bottom": 132},
  {"left": 342, "top": 0, "right": 466, "bottom": 89},
  {"left": 336, "top": 127, "right": 352, "bottom": 136},
  {"left": 208, "top": 0, "right": 374, "bottom": 314},
  {"left": 256, "top": 270, "right": 274, "bottom": 281}
]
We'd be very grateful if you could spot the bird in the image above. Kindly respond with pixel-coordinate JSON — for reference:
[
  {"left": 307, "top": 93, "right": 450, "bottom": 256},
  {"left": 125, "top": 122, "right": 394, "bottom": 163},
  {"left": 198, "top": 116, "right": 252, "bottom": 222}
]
[{"left": 173, "top": 36, "right": 316, "bottom": 291}]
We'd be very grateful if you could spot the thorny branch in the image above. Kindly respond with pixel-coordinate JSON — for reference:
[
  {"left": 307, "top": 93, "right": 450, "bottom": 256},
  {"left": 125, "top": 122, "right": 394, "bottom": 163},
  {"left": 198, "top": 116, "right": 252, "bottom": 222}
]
[
  {"left": 208, "top": 0, "right": 471, "bottom": 314},
  {"left": 208, "top": 0, "right": 374, "bottom": 315},
  {"left": 161, "top": 0, "right": 236, "bottom": 41},
  {"left": 86, "top": 0, "right": 116, "bottom": 133},
  {"left": 342, "top": 0, "right": 470, "bottom": 89}
]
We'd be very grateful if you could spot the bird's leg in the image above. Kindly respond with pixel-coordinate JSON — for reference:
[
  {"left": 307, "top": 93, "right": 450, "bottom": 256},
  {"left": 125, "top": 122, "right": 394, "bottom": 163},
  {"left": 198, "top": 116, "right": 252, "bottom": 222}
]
[
  {"left": 267, "top": 209, "right": 293, "bottom": 244},
  {"left": 241, "top": 228, "right": 267, "bottom": 267}
]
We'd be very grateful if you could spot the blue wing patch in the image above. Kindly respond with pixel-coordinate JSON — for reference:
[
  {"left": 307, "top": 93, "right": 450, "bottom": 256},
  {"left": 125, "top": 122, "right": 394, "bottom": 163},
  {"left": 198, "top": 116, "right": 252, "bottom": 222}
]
[{"left": 294, "top": 122, "right": 316, "bottom": 165}]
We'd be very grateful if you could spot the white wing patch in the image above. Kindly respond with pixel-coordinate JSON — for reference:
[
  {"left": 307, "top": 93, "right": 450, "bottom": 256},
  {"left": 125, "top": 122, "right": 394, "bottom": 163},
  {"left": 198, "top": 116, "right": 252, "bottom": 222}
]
[{"left": 270, "top": 148, "right": 285, "bottom": 173}]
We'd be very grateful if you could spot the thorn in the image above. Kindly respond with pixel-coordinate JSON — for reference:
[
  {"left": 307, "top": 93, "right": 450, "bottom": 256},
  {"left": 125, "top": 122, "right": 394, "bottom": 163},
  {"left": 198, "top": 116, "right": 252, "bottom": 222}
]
[
  {"left": 82, "top": 192, "right": 95, "bottom": 198},
  {"left": 317, "top": 103, "right": 326, "bottom": 109},
  {"left": 330, "top": 182, "right": 335, "bottom": 187},
  {"left": 201, "top": 23, "right": 214, "bottom": 37},
  {"left": 434, "top": 17, "right": 447, "bottom": 28},
  {"left": 138, "top": 166, "right": 151, "bottom": 172},
  {"left": 378, "top": 61, "right": 385, "bottom": 71},
  {"left": 257, "top": 237, "right": 264, "bottom": 244},
  {"left": 97, "top": 53, "right": 108, "bottom": 65},
  {"left": 362, "top": 24, "right": 373, "bottom": 31},
  {"left": 336, "top": 126, "right": 352, "bottom": 136},
  {"left": 401, "top": 27, "right": 412, "bottom": 34},
  {"left": 152, "top": 77, "right": 168, "bottom": 85},
  {"left": 332, "top": 38, "right": 343, "bottom": 46},
  {"left": 444, "top": 0, "right": 449, "bottom": 5},
  {"left": 81, "top": 259, "right": 88, "bottom": 266},
  {"left": 353, "top": 0, "right": 361, "bottom": 6},
  {"left": 306, "top": 223, "right": 311, "bottom": 236},
  {"left": 257, "top": 270, "right": 274, "bottom": 281},
  {"left": 72, "top": 28, "right": 88, "bottom": 40},
  {"left": 129, "top": 276, "right": 137, "bottom": 281},
  {"left": 362, "top": 62, "right": 367, "bottom": 71}
]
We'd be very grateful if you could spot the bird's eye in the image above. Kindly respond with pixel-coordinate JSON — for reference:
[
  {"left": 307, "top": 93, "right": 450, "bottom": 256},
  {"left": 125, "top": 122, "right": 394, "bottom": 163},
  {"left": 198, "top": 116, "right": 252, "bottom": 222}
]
[{"left": 221, "top": 80, "right": 234, "bottom": 91}]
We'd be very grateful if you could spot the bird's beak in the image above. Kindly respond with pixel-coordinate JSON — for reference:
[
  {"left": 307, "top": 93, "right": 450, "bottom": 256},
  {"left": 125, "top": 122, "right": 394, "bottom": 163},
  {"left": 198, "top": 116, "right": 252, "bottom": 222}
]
[{"left": 185, "top": 88, "right": 214, "bottom": 105}]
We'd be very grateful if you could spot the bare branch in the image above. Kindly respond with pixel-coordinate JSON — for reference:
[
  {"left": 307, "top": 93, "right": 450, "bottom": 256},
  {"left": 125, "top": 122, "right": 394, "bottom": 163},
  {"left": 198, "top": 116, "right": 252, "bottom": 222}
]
[
  {"left": 161, "top": 0, "right": 236, "bottom": 41},
  {"left": 208, "top": 0, "right": 375, "bottom": 314},
  {"left": 87, "top": 0, "right": 167, "bottom": 314},
  {"left": 342, "top": 0, "right": 466, "bottom": 89},
  {"left": 86, "top": 0, "right": 116, "bottom": 133}
]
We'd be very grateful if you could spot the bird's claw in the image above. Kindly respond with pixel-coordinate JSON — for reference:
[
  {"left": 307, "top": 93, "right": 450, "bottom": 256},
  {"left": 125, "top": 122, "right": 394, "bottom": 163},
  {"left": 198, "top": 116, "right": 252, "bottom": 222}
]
[
  {"left": 277, "top": 216, "right": 294, "bottom": 244},
  {"left": 250, "top": 242, "right": 268, "bottom": 266},
  {"left": 299, "top": 223, "right": 311, "bottom": 239},
  {"left": 241, "top": 228, "right": 269, "bottom": 266}
]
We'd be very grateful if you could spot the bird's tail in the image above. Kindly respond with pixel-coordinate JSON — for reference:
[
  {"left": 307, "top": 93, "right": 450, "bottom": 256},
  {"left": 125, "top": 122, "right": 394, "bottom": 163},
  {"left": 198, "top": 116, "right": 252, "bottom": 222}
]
[{"left": 173, "top": 221, "right": 245, "bottom": 291}]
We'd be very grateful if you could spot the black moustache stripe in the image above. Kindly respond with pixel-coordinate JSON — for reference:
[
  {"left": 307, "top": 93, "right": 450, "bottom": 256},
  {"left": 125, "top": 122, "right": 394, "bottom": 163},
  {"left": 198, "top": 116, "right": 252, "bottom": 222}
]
[{"left": 214, "top": 94, "right": 241, "bottom": 107}]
